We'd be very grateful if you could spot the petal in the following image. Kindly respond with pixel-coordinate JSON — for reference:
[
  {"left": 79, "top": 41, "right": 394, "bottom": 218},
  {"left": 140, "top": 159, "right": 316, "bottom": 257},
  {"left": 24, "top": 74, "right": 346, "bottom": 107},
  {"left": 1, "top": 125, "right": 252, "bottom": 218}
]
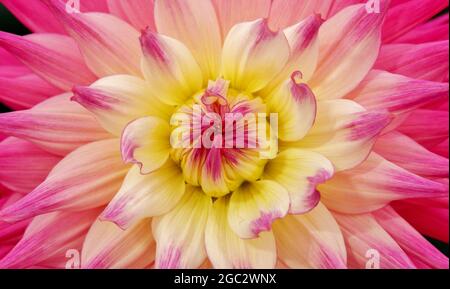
[
  {"left": 350, "top": 70, "right": 448, "bottom": 116},
  {"left": 0, "top": 93, "right": 110, "bottom": 156},
  {"left": 393, "top": 199, "right": 449, "bottom": 243},
  {"left": 0, "top": 0, "right": 66, "bottom": 34},
  {"left": 268, "top": 0, "right": 334, "bottom": 30},
  {"left": 0, "top": 32, "right": 97, "bottom": 90},
  {"left": 273, "top": 203, "right": 347, "bottom": 269},
  {"left": 212, "top": 0, "right": 271, "bottom": 37},
  {"left": 82, "top": 219, "right": 155, "bottom": 269},
  {"left": 382, "top": 0, "right": 449, "bottom": 43},
  {"left": 101, "top": 162, "right": 186, "bottom": 229},
  {"left": 397, "top": 109, "right": 449, "bottom": 149},
  {"left": 333, "top": 212, "right": 416, "bottom": 269},
  {"left": 292, "top": 99, "right": 392, "bottom": 171},
  {"left": 0, "top": 208, "right": 101, "bottom": 269},
  {"left": 73, "top": 75, "right": 172, "bottom": 136},
  {"left": 373, "top": 206, "right": 449, "bottom": 269},
  {"left": 319, "top": 153, "right": 448, "bottom": 214},
  {"left": 0, "top": 73, "right": 61, "bottom": 110},
  {"left": 121, "top": 116, "right": 171, "bottom": 174},
  {"left": 44, "top": 0, "right": 142, "bottom": 77},
  {"left": 263, "top": 149, "right": 334, "bottom": 214},
  {"left": 308, "top": 2, "right": 388, "bottom": 100},
  {"left": 221, "top": 19, "right": 290, "bottom": 93},
  {"left": 0, "top": 139, "right": 129, "bottom": 222},
  {"left": 266, "top": 75, "right": 317, "bottom": 141},
  {"left": 374, "top": 132, "right": 449, "bottom": 178},
  {"left": 264, "top": 14, "right": 323, "bottom": 92},
  {"left": 153, "top": 186, "right": 211, "bottom": 269},
  {"left": 228, "top": 180, "right": 289, "bottom": 239},
  {"left": 375, "top": 41, "right": 449, "bottom": 82},
  {"left": 139, "top": 30, "right": 203, "bottom": 106},
  {"left": 0, "top": 137, "right": 61, "bottom": 194},
  {"left": 205, "top": 197, "right": 276, "bottom": 269},
  {"left": 154, "top": 0, "right": 222, "bottom": 80},
  {"left": 394, "top": 14, "right": 449, "bottom": 44},
  {"left": 107, "top": 0, "right": 156, "bottom": 31}
]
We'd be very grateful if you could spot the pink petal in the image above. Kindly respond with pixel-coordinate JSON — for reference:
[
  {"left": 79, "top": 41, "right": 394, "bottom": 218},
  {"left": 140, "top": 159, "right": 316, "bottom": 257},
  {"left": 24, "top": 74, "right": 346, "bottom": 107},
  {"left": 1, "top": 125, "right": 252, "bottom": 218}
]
[
  {"left": 44, "top": 0, "right": 142, "bottom": 77},
  {"left": 320, "top": 153, "right": 448, "bottom": 214},
  {"left": 375, "top": 41, "right": 449, "bottom": 82},
  {"left": 0, "top": 93, "right": 110, "bottom": 156},
  {"left": 212, "top": 0, "right": 271, "bottom": 37},
  {"left": 373, "top": 206, "right": 448, "bottom": 269},
  {"left": 382, "top": 0, "right": 449, "bottom": 43},
  {"left": 0, "top": 32, "right": 97, "bottom": 90},
  {"left": 333, "top": 212, "right": 416, "bottom": 269},
  {"left": 0, "top": 208, "right": 101, "bottom": 269},
  {"left": 394, "top": 14, "right": 449, "bottom": 44},
  {"left": 107, "top": 0, "right": 156, "bottom": 31},
  {"left": 0, "top": 137, "right": 61, "bottom": 194},
  {"left": 0, "top": 139, "right": 128, "bottom": 222},
  {"left": 374, "top": 132, "right": 449, "bottom": 178}
]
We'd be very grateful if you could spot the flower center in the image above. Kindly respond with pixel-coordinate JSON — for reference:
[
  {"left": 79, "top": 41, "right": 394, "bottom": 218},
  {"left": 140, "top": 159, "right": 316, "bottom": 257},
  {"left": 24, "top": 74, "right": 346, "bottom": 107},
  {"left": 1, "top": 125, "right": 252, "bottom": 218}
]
[{"left": 169, "top": 79, "right": 277, "bottom": 197}]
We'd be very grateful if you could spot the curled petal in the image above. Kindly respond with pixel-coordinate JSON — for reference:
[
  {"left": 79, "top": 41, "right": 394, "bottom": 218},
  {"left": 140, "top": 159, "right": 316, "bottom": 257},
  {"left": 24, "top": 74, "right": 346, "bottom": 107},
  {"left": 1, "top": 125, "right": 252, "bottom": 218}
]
[
  {"left": 273, "top": 203, "right": 347, "bottom": 269},
  {"left": 293, "top": 99, "right": 392, "bottom": 171},
  {"left": 121, "top": 116, "right": 171, "bottom": 174},
  {"left": 73, "top": 75, "right": 172, "bottom": 136},
  {"left": 228, "top": 180, "right": 289, "bottom": 239},
  {"left": 154, "top": 0, "right": 222, "bottom": 80},
  {"left": 0, "top": 208, "right": 101, "bottom": 269},
  {"left": 221, "top": 19, "right": 290, "bottom": 93},
  {"left": 0, "top": 93, "right": 111, "bottom": 156},
  {"left": 267, "top": 75, "right": 317, "bottom": 142},
  {"left": 153, "top": 186, "right": 211, "bottom": 269},
  {"left": 333, "top": 212, "right": 416, "bottom": 269},
  {"left": 308, "top": 1, "right": 388, "bottom": 100},
  {"left": 140, "top": 30, "right": 203, "bottom": 106},
  {"left": 205, "top": 197, "right": 276, "bottom": 269},
  {"left": 0, "top": 32, "right": 96, "bottom": 90},
  {"left": 0, "top": 139, "right": 129, "bottom": 222},
  {"left": 82, "top": 219, "right": 155, "bottom": 269},
  {"left": 263, "top": 149, "right": 334, "bottom": 214},
  {"left": 320, "top": 153, "right": 448, "bottom": 214},
  {"left": 101, "top": 162, "right": 186, "bottom": 229},
  {"left": 0, "top": 137, "right": 61, "bottom": 194}
]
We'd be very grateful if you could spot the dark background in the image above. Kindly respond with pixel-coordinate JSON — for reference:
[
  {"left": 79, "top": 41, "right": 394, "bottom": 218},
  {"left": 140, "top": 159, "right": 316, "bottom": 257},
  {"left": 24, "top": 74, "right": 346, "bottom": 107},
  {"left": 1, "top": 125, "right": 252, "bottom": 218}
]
[{"left": 0, "top": 3, "right": 448, "bottom": 259}]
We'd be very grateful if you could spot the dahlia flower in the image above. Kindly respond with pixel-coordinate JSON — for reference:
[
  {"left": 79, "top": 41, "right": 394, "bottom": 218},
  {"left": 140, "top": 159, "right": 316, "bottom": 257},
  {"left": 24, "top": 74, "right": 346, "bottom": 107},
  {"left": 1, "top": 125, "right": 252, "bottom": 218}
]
[{"left": 0, "top": 0, "right": 448, "bottom": 269}]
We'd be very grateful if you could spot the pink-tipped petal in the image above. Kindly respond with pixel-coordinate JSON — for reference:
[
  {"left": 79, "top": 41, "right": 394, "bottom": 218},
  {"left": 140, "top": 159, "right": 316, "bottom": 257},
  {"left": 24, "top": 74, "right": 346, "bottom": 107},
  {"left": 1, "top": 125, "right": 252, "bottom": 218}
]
[
  {"left": 0, "top": 32, "right": 97, "bottom": 91},
  {"left": 101, "top": 162, "right": 186, "bottom": 230},
  {"left": 308, "top": 1, "right": 388, "bottom": 100},
  {"left": 0, "top": 139, "right": 128, "bottom": 223},
  {"left": 205, "top": 197, "right": 277, "bottom": 269},
  {"left": 82, "top": 218, "right": 155, "bottom": 269},
  {"left": 153, "top": 186, "right": 211, "bottom": 269},
  {"left": 0, "top": 93, "right": 110, "bottom": 156},
  {"left": 273, "top": 203, "right": 347, "bottom": 269},
  {"left": 320, "top": 153, "right": 448, "bottom": 214}
]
